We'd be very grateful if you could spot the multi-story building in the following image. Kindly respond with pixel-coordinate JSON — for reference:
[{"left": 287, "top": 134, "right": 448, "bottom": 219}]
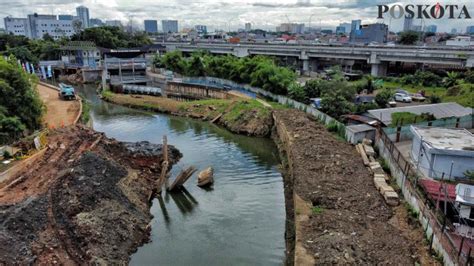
[
  {"left": 425, "top": 25, "right": 437, "bottom": 33},
  {"left": 195, "top": 25, "right": 207, "bottom": 35},
  {"left": 76, "top": 6, "right": 90, "bottom": 29},
  {"left": 466, "top": 26, "right": 474, "bottom": 35},
  {"left": 336, "top": 26, "right": 346, "bottom": 35},
  {"left": 144, "top": 20, "right": 158, "bottom": 33},
  {"left": 162, "top": 20, "right": 178, "bottom": 33},
  {"left": 350, "top": 23, "right": 388, "bottom": 44},
  {"left": 276, "top": 23, "right": 304, "bottom": 34},
  {"left": 349, "top": 19, "right": 361, "bottom": 40},
  {"left": 403, "top": 15, "right": 413, "bottom": 31},
  {"left": 340, "top": 22, "right": 351, "bottom": 34},
  {"left": 58, "top": 15, "right": 73, "bottom": 21},
  {"left": 89, "top": 18, "right": 103, "bottom": 27},
  {"left": 245, "top": 22, "right": 251, "bottom": 32},
  {"left": 3, "top": 17, "right": 29, "bottom": 37},
  {"left": 105, "top": 20, "right": 123, "bottom": 28}
]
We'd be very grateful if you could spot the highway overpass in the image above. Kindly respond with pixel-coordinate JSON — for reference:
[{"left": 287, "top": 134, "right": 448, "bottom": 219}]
[{"left": 161, "top": 42, "right": 474, "bottom": 76}]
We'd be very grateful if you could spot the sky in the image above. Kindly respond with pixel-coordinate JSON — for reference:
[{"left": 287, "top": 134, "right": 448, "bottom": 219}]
[{"left": 0, "top": 0, "right": 473, "bottom": 33}]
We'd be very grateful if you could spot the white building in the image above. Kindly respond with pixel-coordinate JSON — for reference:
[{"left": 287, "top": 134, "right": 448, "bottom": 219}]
[
  {"left": 76, "top": 6, "right": 90, "bottom": 29},
  {"left": 4, "top": 14, "right": 76, "bottom": 40},
  {"left": 245, "top": 22, "right": 251, "bottom": 32},
  {"left": 3, "top": 17, "right": 29, "bottom": 37},
  {"left": 410, "top": 126, "right": 474, "bottom": 180},
  {"left": 455, "top": 183, "right": 474, "bottom": 238},
  {"left": 446, "top": 36, "right": 473, "bottom": 47}
]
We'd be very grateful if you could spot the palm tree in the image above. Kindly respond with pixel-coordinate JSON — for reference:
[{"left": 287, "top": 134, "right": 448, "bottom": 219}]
[{"left": 443, "top": 71, "right": 459, "bottom": 88}]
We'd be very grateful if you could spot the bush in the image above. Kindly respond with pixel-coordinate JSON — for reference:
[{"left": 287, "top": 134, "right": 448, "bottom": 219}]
[
  {"left": 375, "top": 89, "right": 393, "bottom": 108},
  {"left": 464, "top": 70, "right": 474, "bottom": 83},
  {"left": 2, "top": 150, "right": 11, "bottom": 159},
  {"left": 428, "top": 94, "right": 442, "bottom": 103}
]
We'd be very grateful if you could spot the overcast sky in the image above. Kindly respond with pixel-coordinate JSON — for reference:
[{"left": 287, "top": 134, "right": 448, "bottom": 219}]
[{"left": 0, "top": 0, "right": 473, "bottom": 33}]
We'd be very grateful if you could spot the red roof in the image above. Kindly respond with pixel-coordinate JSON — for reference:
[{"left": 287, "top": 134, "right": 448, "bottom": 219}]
[{"left": 419, "top": 178, "right": 456, "bottom": 202}]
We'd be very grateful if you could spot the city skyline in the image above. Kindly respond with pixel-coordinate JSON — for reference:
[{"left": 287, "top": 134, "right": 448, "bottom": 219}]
[{"left": 0, "top": 0, "right": 473, "bottom": 33}]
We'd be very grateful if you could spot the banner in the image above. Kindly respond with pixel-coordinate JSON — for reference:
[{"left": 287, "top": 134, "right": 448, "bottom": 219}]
[
  {"left": 30, "top": 63, "right": 35, "bottom": 74},
  {"left": 21, "top": 63, "right": 26, "bottom": 72},
  {"left": 25, "top": 62, "right": 30, "bottom": 73},
  {"left": 47, "top": 65, "right": 52, "bottom": 78},
  {"left": 41, "top": 65, "right": 47, "bottom": 80}
]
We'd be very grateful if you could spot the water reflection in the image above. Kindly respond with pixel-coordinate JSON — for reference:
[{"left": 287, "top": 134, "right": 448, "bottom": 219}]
[{"left": 75, "top": 84, "right": 286, "bottom": 265}]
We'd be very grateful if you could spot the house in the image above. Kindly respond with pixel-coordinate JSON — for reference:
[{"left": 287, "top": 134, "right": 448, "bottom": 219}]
[
  {"left": 454, "top": 183, "right": 474, "bottom": 237},
  {"left": 367, "top": 102, "right": 473, "bottom": 127},
  {"left": 345, "top": 124, "right": 376, "bottom": 144},
  {"left": 410, "top": 126, "right": 474, "bottom": 180},
  {"left": 446, "top": 36, "right": 472, "bottom": 47},
  {"left": 60, "top": 41, "right": 101, "bottom": 69}
]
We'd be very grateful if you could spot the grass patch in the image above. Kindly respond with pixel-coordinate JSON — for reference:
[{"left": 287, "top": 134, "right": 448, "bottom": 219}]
[
  {"left": 381, "top": 81, "right": 474, "bottom": 108},
  {"left": 312, "top": 206, "right": 324, "bottom": 215},
  {"left": 80, "top": 97, "right": 91, "bottom": 124}
]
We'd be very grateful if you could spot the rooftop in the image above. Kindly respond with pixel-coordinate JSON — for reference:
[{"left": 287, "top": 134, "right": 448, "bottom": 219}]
[
  {"left": 367, "top": 102, "right": 472, "bottom": 125},
  {"left": 411, "top": 126, "right": 474, "bottom": 152}
]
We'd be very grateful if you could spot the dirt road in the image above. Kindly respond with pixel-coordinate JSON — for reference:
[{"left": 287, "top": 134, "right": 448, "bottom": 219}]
[{"left": 37, "top": 83, "right": 81, "bottom": 127}]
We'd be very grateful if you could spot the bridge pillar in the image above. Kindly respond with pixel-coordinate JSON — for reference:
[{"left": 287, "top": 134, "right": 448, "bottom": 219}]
[
  {"left": 467, "top": 56, "right": 474, "bottom": 68},
  {"left": 302, "top": 59, "right": 309, "bottom": 75},
  {"left": 370, "top": 62, "right": 388, "bottom": 77},
  {"left": 233, "top": 47, "right": 249, "bottom": 58}
]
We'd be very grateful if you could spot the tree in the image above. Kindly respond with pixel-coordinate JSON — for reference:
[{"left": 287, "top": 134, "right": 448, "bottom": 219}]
[
  {"left": 5, "top": 46, "right": 38, "bottom": 64},
  {"left": 442, "top": 71, "right": 459, "bottom": 88},
  {"left": 42, "top": 33, "right": 54, "bottom": 42},
  {"left": 375, "top": 89, "right": 393, "bottom": 108},
  {"left": 288, "top": 82, "right": 307, "bottom": 103},
  {"left": 399, "top": 31, "right": 419, "bottom": 45}
]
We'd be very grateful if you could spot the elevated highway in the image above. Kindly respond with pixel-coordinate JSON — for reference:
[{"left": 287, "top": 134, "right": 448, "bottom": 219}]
[{"left": 162, "top": 42, "right": 474, "bottom": 76}]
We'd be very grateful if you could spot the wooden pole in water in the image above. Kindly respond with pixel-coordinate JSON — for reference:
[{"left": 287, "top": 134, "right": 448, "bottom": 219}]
[{"left": 156, "top": 136, "right": 169, "bottom": 194}]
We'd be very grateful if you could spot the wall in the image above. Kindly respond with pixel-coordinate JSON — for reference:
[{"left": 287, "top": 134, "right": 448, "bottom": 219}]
[{"left": 165, "top": 82, "right": 234, "bottom": 100}]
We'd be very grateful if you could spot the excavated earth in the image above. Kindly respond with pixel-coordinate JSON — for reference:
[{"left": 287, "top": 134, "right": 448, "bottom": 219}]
[
  {"left": 0, "top": 126, "right": 181, "bottom": 264},
  {"left": 273, "top": 109, "right": 437, "bottom": 265}
]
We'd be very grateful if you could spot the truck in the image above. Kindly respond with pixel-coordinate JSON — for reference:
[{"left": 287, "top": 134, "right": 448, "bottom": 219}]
[{"left": 58, "top": 83, "right": 76, "bottom": 100}]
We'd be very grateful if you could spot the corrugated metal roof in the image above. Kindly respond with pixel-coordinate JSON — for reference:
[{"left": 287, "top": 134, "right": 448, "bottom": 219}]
[
  {"left": 346, "top": 124, "right": 376, "bottom": 133},
  {"left": 367, "top": 102, "right": 473, "bottom": 125}
]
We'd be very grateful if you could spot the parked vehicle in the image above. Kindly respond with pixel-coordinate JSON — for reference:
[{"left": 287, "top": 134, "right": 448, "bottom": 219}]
[
  {"left": 394, "top": 93, "right": 412, "bottom": 103},
  {"left": 411, "top": 93, "right": 426, "bottom": 102},
  {"left": 58, "top": 83, "right": 76, "bottom": 100},
  {"left": 395, "top": 89, "right": 409, "bottom": 96}
]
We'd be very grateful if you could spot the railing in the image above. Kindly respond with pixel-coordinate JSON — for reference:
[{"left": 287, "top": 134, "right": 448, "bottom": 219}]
[{"left": 378, "top": 127, "right": 474, "bottom": 265}]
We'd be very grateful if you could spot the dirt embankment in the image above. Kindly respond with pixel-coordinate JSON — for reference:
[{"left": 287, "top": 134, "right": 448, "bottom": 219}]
[
  {"left": 0, "top": 126, "right": 181, "bottom": 264},
  {"left": 37, "top": 83, "right": 81, "bottom": 127},
  {"left": 101, "top": 92, "right": 273, "bottom": 137},
  {"left": 273, "top": 109, "right": 438, "bottom": 265}
]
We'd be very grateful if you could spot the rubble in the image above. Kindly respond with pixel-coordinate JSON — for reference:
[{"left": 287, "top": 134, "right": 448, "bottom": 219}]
[{"left": 0, "top": 126, "right": 181, "bottom": 264}]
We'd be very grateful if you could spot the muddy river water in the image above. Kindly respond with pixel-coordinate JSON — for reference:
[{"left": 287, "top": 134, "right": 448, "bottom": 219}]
[{"left": 77, "top": 85, "right": 286, "bottom": 265}]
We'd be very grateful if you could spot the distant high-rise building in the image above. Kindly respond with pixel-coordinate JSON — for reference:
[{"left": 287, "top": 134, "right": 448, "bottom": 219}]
[
  {"left": 350, "top": 23, "right": 388, "bottom": 44},
  {"left": 349, "top": 19, "right": 361, "bottom": 40},
  {"left": 339, "top": 22, "right": 351, "bottom": 34},
  {"left": 105, "top": 20, "right": 122, "bottom": 28},
  {"left": 144, "top": 20, "right": 158, "bottom": 33},
  {"left": 76, "top": 6, "right": 90, "bottom": 29},
  {"left": 466, "top": 26, "right": 474, "bottom": 35},
  {"left": 162, "top": 20, "right": 178, "bottom": 33},
  {"left": 276, "top": 23, "right": 304, "bottom": 34},
  {"left": 403, "top": 15, "right": 413, "bottom": 31},
  {"left": 411, "top": 25, "right": 422, "bottom": 32},
  {"left": 336, "top": 26, "right": 345, "bottom": 35},
  {"left": 425, "top": 25, "right": 437, "bottom": 33},
  {"left": 58, "top": 15, "right": 73, "bottom": 21},
  {"left": 195, "top": 25, "right": 207, "bottom": 35},
  {"left": 245, "top": 22, "right": 251, "bottom": 31},
  {"left": 89, "top": 18, "right": 103, "bottom": 27}
]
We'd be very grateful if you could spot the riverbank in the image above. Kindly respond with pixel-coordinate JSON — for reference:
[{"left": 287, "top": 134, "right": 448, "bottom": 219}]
[
  {"left": 0, "top": 126, "right": 181, "bottom": 264},
  {"left": 272, "top": 109, "right": 439, "bottom": 264},
  {"left": 37, "top": 82, "right": 82, "bottom": 127},
  {"left": 101, "top": 90, "right": 276, "bottom": 137}
]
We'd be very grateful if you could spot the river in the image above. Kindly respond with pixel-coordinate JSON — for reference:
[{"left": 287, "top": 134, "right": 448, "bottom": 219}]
[{"left": 77, "top": 85, "right": 286, "bottom": 265}]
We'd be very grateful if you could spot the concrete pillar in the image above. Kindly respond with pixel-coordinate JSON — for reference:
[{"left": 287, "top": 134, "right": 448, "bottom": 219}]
[
  {"left": 370, "top": 62, "right": 388, "bottom": 77},
  {"left": 302, "top": 59, "right": 309, "bottom": 75},
  {"left": 371, "top": 64, "right": 379, "bottom": 76}
]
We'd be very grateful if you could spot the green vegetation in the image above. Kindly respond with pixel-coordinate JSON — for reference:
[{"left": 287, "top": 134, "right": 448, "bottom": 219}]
[
  {"left": 464, "top": 170, "right": 474, "bottom": 180},
  {"left": 71, "top": 26, "right": 152, "bottom": 49},
  {"left": 379, "top": 158, "right": 391, "bottom": 175},
  {"left": 80, "top": 98, "right": 91, "bottom": 124},
  {"left": 390, "top": 112, "right": 435, "bottom": 127},
  {"left": 312, "top": 206, "right": 324, "bottom": 215},
  {"left": 2, "top": 150, "right": 11, "bottom": 159},
  {"left": 399, "top": 31, "right": 419, "bottom": 45},
  {"left": 0, "top": 56, "right": 44, "bottom": 144},
  {"left": 0, "top": 34, "right": 63, "bottom": 64}
]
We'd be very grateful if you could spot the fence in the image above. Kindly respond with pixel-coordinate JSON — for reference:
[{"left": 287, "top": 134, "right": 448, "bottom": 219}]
[{"left": 378, "top": 128, "right": 473, "bottom": 265}]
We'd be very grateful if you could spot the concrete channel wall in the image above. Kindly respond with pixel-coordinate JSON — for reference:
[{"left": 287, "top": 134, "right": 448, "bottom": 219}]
[{"left": 376, "top": 138, "right": 456, "bottom": 265}]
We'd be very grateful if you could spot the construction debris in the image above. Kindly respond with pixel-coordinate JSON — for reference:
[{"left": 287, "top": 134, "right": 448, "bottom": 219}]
[
  {"left": 197, "top": 167, "right": 214, "bottom": 187},
  {"left": 168, "top": 166, "right": 198, "bottom": 191}
]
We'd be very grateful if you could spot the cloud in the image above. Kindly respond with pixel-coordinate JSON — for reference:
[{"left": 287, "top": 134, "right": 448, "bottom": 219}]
[{"left": 0, "top": 0, "right": 472, "bottom": 32}]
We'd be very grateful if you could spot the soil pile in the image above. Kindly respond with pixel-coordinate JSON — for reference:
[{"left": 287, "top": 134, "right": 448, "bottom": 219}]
[
  {"left": 0, "top": 126, "right": 181, "bottom": 264},
  {"left": 273, "top": 109, "right": 429, "bottom": 264}
]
